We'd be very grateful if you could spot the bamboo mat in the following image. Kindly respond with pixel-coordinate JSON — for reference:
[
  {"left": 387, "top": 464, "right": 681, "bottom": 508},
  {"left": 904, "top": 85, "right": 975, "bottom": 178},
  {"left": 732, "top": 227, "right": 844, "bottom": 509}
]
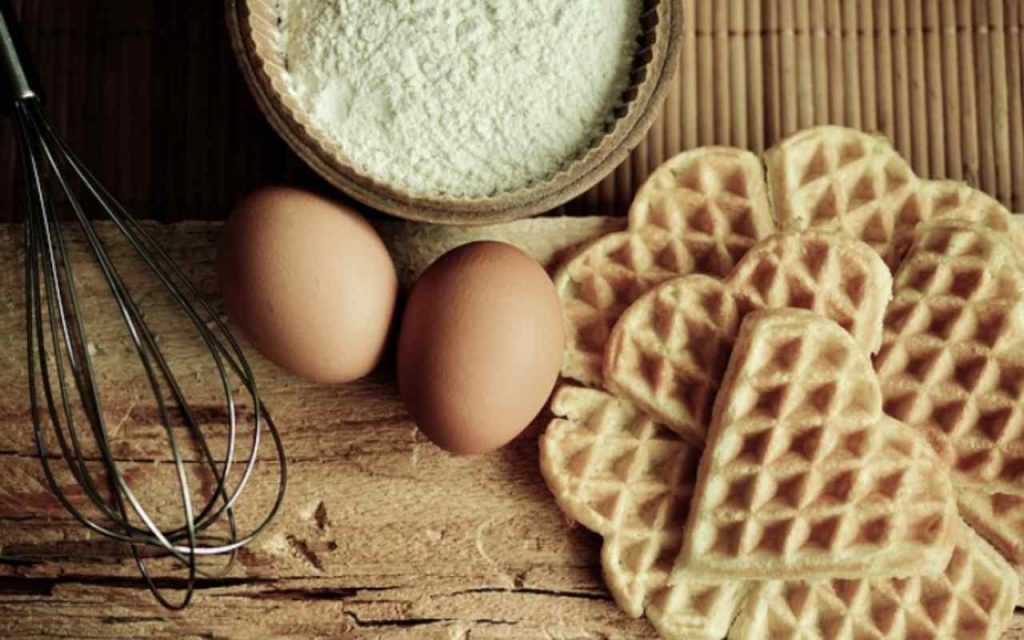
[
  {"left": 560, "top": 0, "right": 1024, "bottom": 216},
  {"left": 0, "top": 1, "right": 1021, "bottom": 222}
]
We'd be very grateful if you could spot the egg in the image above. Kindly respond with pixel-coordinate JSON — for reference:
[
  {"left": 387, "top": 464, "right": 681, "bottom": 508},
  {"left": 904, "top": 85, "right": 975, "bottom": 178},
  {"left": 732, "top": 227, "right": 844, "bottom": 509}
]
[
  {"left": 218, "top": 186, "right": 398, "bottom": 383},
  {"left": 397, "top": 241, "right": 564, "bottom": 454}
]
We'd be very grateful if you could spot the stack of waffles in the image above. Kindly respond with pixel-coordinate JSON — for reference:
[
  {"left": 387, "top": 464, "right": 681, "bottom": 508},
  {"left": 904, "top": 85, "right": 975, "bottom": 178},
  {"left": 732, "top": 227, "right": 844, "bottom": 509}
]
[{"left": 542, "top": 126, "right": 1024, "bottom": 639}]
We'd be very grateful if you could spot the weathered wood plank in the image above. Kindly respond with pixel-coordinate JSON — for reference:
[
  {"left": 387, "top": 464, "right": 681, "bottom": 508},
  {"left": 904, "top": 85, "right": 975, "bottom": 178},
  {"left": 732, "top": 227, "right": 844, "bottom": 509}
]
[
  {"left": 0, "top": 219, "right": 659, "bottom": 638},
  {"left": 0, "top": 219, "right": 1022, "bottom": 638},
  {"left": 0, "top": 578, "right": 652, "bottom": 639}
]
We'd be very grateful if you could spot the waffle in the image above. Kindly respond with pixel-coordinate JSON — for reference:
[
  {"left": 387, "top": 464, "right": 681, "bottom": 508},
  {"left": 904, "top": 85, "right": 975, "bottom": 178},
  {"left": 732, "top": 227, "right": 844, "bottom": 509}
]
[
  {"left": 959, "top": 489, "right": 1024, "bottom": 566},
  {"left": 765, "top": 126, "right": 919, "bottom": 263},
  {"left": 958, "top": 489, "right": 1024, "bottom": 606},
  {"left": 725, "top": 231, "right": 892, "bottom": 354},
  {"left": 677, "top": 309, "right": 957, "bottom": 580},
  {"left": 553, "top": 229, "right": 698, "bottom": 385},
  {"left": 629, "top": 147, "right": 775, "bottom": 276},
  {"left": 540, "top": 385, "right": 746, "bottom": 639},
  {"left": 889, "top": 180, "right": 1020, "bottom": 266},
  {"left": 604, "top": 231, "right": 891, "bottom": 442},
  {"left": 875, "top": 220, "right": 1024, "bottom": 495},
  {"left": 604, "top": 274, "right": 739, "bottom": 445},
  {"left": 728, "top": 522, "right": 1018, "bottom": 640},
  {"left": 556, "top": 147, "right": 775, "bottom": 387}
]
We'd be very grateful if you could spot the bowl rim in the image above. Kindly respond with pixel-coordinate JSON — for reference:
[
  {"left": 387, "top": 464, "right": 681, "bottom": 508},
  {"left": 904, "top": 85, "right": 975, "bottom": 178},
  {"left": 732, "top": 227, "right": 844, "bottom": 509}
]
[{"left": 225, "top": 0, "right": 682, "bottom": 226}]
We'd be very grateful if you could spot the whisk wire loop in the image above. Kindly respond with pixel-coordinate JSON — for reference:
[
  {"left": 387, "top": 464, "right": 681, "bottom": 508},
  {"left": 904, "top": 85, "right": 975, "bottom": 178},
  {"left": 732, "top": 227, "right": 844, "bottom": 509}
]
[{"left": 14, "top": 95, "right": 287, "bottom": 610}]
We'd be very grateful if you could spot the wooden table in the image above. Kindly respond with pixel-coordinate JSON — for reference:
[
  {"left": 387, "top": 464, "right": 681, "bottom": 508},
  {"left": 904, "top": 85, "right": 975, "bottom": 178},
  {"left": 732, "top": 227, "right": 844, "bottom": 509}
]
[
  {"left": 1, "top": 1, "right": 1024, "bottom": 637},
  {"left": 0, "top": 219, "right": 665, "bottom": 639},
  {"left": 0, "top": 218, "right": 1022, "bottom": 639}
]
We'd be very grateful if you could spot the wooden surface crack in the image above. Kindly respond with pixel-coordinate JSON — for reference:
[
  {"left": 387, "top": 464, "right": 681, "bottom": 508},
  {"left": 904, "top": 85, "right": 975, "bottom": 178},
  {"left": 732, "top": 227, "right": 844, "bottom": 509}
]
[
  {"left": 343, "top": 612, "right": 451, "bottom": 629},
  {"left": 2, "top": 221, "right": 1021, "bottom": 637},
  {"left": 444, "top": 586, "right": 611, "bottom": 602}
]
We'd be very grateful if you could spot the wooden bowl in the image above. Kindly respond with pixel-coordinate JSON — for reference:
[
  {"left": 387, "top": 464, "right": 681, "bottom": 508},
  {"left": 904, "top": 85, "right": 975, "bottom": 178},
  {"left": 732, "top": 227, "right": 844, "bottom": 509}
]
[{"left": 225, "top": 0, "right": 681, "bottom": 225}]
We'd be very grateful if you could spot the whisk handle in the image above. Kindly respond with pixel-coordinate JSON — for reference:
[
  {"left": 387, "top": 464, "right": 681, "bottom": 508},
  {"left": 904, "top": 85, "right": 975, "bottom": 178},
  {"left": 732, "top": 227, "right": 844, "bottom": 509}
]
[{"left": 0, "top": 2, "right": 37, "bottom": 105}]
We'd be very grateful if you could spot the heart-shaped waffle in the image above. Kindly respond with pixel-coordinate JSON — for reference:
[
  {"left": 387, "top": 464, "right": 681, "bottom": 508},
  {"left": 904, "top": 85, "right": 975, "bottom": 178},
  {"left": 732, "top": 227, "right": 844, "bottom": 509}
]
[
  {"left": 554, "top": 147, "right": 775, "bottom": 386},
  {"left": 765, "top": 126, "right": 1022, "bottom": 268},
  {"left": 554, "top": 229, "right": 700, "bottom": 385},
  {"left": 540, "top": 386, "right": 746, "bottom": 640},
  {"left": 764, "top": 126, "right": 918, "bottom": 263},
  {"left": 728, "top": 522, "right": 1018, "bottom": 640},
  {"left": 875, "top": 220, "right": 1024, "bottom": 495},
  {"left": 541, "top": 386, "right": 1015, "bottom": 640},
  {"left": 629, "top": 147, "right": 776, "bottom": 276},
  {"left": 958, "top": 489, "right": 1024, "bottom": 570},
  {"left": 677, "top": 309, "right": 957, "bottom": 580},
  {"left": 605, "top": 231, "right": 892, "bottom": 443}
]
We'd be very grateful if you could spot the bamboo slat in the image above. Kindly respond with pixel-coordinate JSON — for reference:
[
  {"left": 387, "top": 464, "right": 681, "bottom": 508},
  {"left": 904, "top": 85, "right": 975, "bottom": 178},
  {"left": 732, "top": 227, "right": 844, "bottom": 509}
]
[
  {"left": 0, "top": 1, "right": 1021, "bottom": 221},
  {"left": 573, "top": 0, "right": 1024, "bottom": 214}
]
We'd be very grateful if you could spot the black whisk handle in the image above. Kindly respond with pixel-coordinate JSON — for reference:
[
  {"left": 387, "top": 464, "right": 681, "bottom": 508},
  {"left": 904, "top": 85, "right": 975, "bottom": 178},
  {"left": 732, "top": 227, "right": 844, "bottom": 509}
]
[{"left": 0, "top": 1, "right": 39, "bottom": 107}]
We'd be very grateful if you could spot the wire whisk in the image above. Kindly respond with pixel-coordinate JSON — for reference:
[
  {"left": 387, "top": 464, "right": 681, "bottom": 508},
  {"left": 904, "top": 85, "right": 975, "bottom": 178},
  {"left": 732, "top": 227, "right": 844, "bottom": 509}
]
[{"left": 1, "top": 4, "right": 286, "bottom": 609}]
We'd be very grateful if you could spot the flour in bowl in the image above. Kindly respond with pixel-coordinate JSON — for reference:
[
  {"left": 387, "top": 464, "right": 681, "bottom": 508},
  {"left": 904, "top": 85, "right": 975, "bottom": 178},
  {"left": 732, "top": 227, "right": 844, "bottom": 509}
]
[{"left": 280, "top": 0, "right": 641, "bottom": 197}]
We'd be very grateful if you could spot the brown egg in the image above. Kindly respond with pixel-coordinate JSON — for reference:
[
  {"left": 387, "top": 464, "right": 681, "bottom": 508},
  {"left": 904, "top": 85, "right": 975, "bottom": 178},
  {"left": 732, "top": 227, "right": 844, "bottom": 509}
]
[
  {"left": 218, "top": 186, "right": 397, "bottom": 383},
  {"left": 397, "top": 241, "right": 564, "bottom": 454}
]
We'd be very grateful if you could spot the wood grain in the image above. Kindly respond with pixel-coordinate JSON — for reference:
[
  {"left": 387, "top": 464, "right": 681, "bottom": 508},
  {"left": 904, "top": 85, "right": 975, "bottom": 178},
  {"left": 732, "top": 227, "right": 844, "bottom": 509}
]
[
  {"left": 0, "top": 219, "right": 656, "bottom": 639},
  {"left": 1, "top": 219, "right": 1024, "bottom": 638}
]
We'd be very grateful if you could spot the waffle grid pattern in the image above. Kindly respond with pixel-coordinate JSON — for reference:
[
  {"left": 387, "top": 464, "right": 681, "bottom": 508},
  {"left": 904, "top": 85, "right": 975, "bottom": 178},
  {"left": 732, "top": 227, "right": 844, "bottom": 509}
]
[
  {"left": 605, "top": 232, "right": 892, "bottom": 442},
  {"left": 629, "top": 147, "right": 775, "bottom": 277},
  {"left": 724, "top": 231, "right": 891, "bottom": 354},
  {"left": 680, "top": 310, "right": 955, "bottom": 579},
  {"left": 875, "top": 222, "right": 1024, "bottom": 495},
  {"left": 728, "top": 524, "right": 1018, "bottom": 640},
  {"left": 766, "top": 126, "right": 918, "bottom": 262},
  {"left": 555, "top": 146, "right": 775, "bottom": 388},
  {"left": 554, "top": 229, "right": 699, "bottom": 385},
  {"left": 959, "top": 489, "right": 1024, "bottom": 568},
  {"left": 604, "top": 275, "right": 739, "bottom": 444},
  {"left": 890, "top": 180, "right": 1020, "bottom": 265},
  {"left": 540, "top": 386, "right": 745, "bottom": 639}
]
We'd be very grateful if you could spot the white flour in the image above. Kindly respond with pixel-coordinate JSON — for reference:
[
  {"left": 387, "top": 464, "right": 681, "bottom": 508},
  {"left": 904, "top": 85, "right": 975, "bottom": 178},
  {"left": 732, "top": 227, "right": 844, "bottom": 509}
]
[{"left": 279, "top": 0, "right": 641, "bottom": 197}]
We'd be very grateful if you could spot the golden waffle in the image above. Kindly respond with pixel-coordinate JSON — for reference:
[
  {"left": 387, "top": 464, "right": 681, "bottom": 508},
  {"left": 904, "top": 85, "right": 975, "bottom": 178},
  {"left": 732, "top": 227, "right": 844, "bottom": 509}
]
[
  {"left": 726, "top": 231, "right": 891, "bottom": 354},
  {"left": 556, "top": 148, "right": 775, "bottom": 387},
  {"left": 959, "top": 489, "right": 1024, "bottom": 567},
  {"left": 678, "top": 309, "right": 957, "bottom": 580},
  {"left": 727, "top": 523, "right": 1018, "bottom": 640},
  {"left": 553, "top": 229, "right": 698, "bottom": 385},
  {"left": 604, "top": 232, "right": 891, "bottom": 442},
  {"left": 875, "top": 220, "right": 1024, "bottom": 495},
  {"left": 765, "top": 126, "right": 918, "bottom": 262},
  {"left": 540, "top": 386, "right": 746, "bottom": 639},
  {"left": 629, "top": 147, "right": 775, "bottom": 276},
  {"left": 604, "top": 274, "right": 739, "bottom": 445},
  {"left": 890, "top": 180, "right": 1019, "bottom": 266},
  {"left": 958, "top": 489, "right": 1024, "bottom": 606}
]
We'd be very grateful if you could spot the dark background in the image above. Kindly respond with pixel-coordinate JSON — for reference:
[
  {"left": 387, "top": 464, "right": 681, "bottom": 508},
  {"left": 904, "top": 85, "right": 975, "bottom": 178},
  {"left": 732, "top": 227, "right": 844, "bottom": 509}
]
[
  {"left": 2, "top": 1, "right": 1022, "bottom": 224},
  {"left": 0, "top": 0, "right": 323, "bottom": 222}
]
